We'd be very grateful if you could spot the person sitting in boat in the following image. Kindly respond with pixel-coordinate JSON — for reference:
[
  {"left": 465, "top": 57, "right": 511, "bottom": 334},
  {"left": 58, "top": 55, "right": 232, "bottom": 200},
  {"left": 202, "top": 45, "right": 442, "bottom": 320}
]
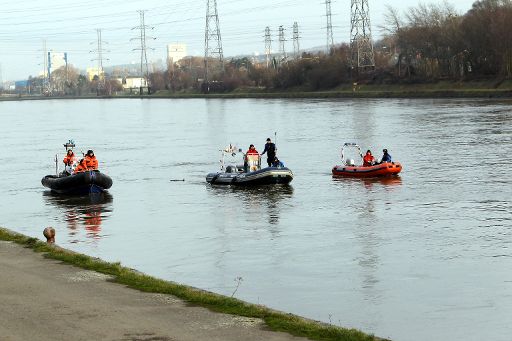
[
  {"left": 62, "top": 149, "right": 77, "bottom": 175},
  {"left": 271, "top": 157, "right": 284, "bottom": 168},
  {"left": 381, "top": 149, "right": 392, "bottom": 163},
  {"left": 73, "top": 159, "right": 87, "bottom": 174},
  {"left": 85, "top": 150, "right": 99, "bottom": 170},
  {"left": 244, "top": 145, "right": 260, "bottom": 172},
  {"left": 363, "top": 150, "right": 375, "bottom": 167}
]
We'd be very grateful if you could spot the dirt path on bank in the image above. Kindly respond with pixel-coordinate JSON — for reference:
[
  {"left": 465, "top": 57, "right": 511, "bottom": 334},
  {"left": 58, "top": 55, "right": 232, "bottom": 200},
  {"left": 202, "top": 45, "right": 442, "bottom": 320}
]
[{"left": 0, "top": 241, "right": 309, "bottom": 341}]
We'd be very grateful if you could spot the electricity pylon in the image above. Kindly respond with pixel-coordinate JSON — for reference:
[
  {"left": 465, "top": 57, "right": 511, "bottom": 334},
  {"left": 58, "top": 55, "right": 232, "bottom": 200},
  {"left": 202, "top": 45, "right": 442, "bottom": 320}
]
[
  {"left": 325, "top": 0, "right": 335, "bottom": 53},
  {"left": 204, "top": 0, "right": 224, "bottom": 92},
  {"left": 350, "top": 0, "right": 375, "bottom": 69},
  {"left": 292, "top": 22, "right": 300, "bottom": 59},
  {"left": 131, "top": 10, "right": 155, "bottom": 94},
  {"left": 264, "top": 26, "right": 272, "bottom": 68},
  {"left": 278, "top": 25, "right": 287, "bottom": 62}
]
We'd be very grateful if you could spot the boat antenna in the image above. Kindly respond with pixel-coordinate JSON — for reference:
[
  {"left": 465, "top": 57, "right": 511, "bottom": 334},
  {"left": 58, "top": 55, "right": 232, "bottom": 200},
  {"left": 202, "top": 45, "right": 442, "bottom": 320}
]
[
  {"left": 274, "top": 131, "right": 277, "bottom": 154},
  {"left": 63, "top": 139, "right": 75, "bottom": 151}
]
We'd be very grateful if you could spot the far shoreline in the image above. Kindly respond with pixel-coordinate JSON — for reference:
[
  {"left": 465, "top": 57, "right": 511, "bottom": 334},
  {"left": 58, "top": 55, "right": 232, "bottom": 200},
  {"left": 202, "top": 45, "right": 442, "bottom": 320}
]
[{"left": 1, "top": 87, "right": 512, "bottom": 102}]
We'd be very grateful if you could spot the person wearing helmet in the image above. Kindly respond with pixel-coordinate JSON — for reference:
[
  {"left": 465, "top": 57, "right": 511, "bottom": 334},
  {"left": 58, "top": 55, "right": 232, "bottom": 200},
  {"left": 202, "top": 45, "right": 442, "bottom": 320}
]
[
  {"left": 85, "top": 150, "right": 99, "bottom": 170},
  {"left": 381, "top": 149, "right": 392, "bottom": 163}
]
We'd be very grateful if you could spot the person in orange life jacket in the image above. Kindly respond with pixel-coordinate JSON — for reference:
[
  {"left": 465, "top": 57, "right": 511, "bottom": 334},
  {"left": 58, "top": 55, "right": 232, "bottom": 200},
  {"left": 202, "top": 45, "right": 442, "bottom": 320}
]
[
  {"left": 62, "top": 149, "right": 77, "bottom": 175},
  {"left": 84, "top": 150, "right": 98, "bottom": 170},
  {"left": 73, "top": 159, "right": 87, "bottom": 174},
  {"left": 363, "top": 150, "right": 375, "bottom": 167},
  {"left": 261, "top": 138, "right": 276, "bottom": 167},
  {"left": 63, "top": 149, "right": 76, "bottom": 166}
]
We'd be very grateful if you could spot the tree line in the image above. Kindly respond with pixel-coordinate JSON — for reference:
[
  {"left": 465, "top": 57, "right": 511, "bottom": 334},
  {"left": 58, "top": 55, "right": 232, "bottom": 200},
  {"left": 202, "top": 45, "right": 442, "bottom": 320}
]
[{"left": 148, "top": 0, "right": 512, "bottom": 93}]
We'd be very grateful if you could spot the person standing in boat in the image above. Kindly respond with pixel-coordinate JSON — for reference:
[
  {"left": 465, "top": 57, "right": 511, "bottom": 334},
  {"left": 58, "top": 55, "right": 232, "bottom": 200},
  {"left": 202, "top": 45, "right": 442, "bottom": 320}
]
[
  {"left": 363, "top": 150, "right": 375, "bottom": 167},
  {"left": 381, "top": 149, "right": 392, "bottom": 163},
  {"left": 85, "top": 150, "right": 99, "bottom": 170},
  {"left": 62, "top": 149, "right": 77, "bottom": 175},
  {"left": 261, "top": 138, "right": 276, "bottom": 168},
  {"left": 244, "top": 144, "right": 259, "bottom": 172}
]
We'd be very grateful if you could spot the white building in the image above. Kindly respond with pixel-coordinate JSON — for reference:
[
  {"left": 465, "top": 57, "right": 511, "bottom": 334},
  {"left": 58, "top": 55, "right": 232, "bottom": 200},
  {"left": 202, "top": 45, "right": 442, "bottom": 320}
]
[
  {"left": 49, "top": 52, "right": 67, "bottom": 72},
  {"left": 167, "top": 43, "right": 187, "bottom": 66},
  {"left": 115, "top": 76, "right": 147, "bottom": 90}
]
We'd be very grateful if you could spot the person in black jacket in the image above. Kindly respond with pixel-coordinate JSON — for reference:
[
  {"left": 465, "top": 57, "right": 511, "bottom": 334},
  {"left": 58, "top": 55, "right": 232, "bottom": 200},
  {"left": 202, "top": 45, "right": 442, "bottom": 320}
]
[{"left": 261, "top": 138, "right": 276, "bottom": 167}]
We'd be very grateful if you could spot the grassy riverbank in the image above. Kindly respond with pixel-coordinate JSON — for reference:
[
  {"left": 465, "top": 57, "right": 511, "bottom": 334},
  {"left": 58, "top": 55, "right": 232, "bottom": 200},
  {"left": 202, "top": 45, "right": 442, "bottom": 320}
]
[
  {"left": 0, "top": 227, "right": 381, "bottom": 341},
  {"left": 1, "top": 81, "right": 512, "bottom": 101}
]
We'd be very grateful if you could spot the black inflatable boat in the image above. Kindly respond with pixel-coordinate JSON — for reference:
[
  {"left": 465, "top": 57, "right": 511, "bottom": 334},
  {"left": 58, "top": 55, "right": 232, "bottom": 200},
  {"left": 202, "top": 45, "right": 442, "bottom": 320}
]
[
  {"left": 206, "top": 145, "right": 293, "bottom": 186},
  {"left": 206, "top": 166, "right": 293, "bottom": 186},
  {"left": 42, "top": 170, "right": 113, "bottom": 195}
]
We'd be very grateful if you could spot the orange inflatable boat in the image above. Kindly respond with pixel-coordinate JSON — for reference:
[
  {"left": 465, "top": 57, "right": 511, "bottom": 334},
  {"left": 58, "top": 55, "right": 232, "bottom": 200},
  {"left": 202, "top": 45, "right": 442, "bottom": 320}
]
[{"left": 332, "top": 143, "right": 402, "bottom": 178}]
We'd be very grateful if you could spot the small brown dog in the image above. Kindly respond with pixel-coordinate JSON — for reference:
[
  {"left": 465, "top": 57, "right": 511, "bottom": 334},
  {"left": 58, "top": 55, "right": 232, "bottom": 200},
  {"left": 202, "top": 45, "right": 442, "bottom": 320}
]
[{"left": 43, "top": 227, "right": 55, "bottom": 243}]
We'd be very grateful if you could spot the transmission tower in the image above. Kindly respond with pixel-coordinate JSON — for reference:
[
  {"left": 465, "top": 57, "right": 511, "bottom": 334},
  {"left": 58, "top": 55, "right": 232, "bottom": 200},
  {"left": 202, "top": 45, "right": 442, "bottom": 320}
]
[
  {"left": 41, "top": 39, "right": 51, "bottom": 95},
  {"left": 292, "top": 22, "right": 300, "bottom": 59},
  {"left": 278, "top": 25, "right": 287, "bottom": 62},
  {"left": 264, "top": 27, "right": 272, "bottom": 68},
  {"left": 204, "top": 0, "right": 224, "bottom": 92},
  {"left": 350, "top": 0, "right": 375, "bottom": 69},
  {"left": 91, "top": 29, "right": 109, "bottom": 94},
  {"left": 131, "top": 10, "right": 155, "bottom": 95},
  {"left": 325, "top": 0, "right": 334, "bottom": 53}
]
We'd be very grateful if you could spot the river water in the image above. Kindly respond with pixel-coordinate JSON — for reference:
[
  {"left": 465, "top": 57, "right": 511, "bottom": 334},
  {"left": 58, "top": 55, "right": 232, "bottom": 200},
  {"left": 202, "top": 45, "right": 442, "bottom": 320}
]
[{"left": 0, "top": 98, "right": 511, "bottom": 341}]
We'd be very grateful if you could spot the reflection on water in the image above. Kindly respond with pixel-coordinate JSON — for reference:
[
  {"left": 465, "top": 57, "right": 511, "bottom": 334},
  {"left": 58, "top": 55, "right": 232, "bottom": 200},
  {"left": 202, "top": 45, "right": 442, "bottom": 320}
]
[
  {"left": 42, "top": 192, "right": 113, "bottom": 242},
  {"left": 207, "top": 185, "right": 294, "bottom": 226}
]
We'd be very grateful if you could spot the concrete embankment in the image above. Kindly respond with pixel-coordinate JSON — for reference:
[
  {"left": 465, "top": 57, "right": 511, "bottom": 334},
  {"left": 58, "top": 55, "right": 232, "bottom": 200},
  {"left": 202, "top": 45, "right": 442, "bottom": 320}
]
[{"left": 0, "top": 228, "right": 380, "bottom": 341}]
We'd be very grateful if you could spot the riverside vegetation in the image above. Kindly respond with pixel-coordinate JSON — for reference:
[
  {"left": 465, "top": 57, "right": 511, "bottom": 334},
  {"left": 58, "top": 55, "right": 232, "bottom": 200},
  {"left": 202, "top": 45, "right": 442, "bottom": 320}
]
[{"left": 2, "top": 0, "right": 511, "bottom": 99}]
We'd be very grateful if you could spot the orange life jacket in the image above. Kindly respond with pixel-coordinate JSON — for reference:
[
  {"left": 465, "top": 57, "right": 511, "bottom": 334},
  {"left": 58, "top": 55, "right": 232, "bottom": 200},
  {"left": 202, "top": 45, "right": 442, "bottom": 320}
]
[
  {"left": 85, "top": 155, "right": 98, "bottom": 170},
  {"left": 74, "top": 161, "right": 87, "bottom": 174},
  {"left": 363, "top": 154, "right": 375, "bottom": 167},
  {"left": 63, "top": 153, "right": 76, "bottom": 166}
]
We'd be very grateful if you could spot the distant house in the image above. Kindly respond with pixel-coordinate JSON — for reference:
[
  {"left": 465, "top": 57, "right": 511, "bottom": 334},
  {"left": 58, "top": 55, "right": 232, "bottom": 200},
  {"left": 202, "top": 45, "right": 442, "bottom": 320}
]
[{"left": 115, "top": 77, "right": 148, "bottom": 92}]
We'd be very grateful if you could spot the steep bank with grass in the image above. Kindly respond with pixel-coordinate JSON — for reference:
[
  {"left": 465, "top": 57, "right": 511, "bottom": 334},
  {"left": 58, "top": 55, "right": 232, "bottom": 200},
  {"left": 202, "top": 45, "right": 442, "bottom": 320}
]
[{"left": 0, "top": 227, "right": 382, "bottom": 341}]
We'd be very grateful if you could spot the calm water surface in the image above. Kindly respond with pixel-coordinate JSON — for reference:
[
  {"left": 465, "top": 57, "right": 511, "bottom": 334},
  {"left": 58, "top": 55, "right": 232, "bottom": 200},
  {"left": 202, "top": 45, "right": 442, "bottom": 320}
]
[{"left": 0, "top": 98, "right": 511, "bottom": 341}]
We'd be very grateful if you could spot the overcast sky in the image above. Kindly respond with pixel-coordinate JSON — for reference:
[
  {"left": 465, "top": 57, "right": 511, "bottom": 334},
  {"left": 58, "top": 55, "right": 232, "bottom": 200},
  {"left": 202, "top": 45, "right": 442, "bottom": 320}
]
[{"left": 0, "top": 0, "right": 476, "bottom": 81}]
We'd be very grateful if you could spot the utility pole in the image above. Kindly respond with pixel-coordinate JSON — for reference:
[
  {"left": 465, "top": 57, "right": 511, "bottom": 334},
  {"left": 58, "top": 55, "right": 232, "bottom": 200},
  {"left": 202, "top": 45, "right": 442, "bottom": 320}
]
[
  {"left": 91, "top": 29, "right": 109, "bottom": 95},
  {"left": 204, "top": 0, "right": 224, "bottom": 93},
  {"left": 278, "top": 25, "right": 287, "bottom": 63},
  {"left": 264, "top": 26, "right": 272, "bottom": 68},
  {"left": 131, "top": 10, "right": 154, "bottom": 95},
  {"left": 350, "top": 0, "right": 375, "bottom": 70},
  {"left": 0, "top": 63, "right": 3, "bottom": 90},
  {"left": 292, "top": 22, "right": 300, "bottom": 59},
  {"left": 325, "top": 0, "right": 335, "bottom": 53}
]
